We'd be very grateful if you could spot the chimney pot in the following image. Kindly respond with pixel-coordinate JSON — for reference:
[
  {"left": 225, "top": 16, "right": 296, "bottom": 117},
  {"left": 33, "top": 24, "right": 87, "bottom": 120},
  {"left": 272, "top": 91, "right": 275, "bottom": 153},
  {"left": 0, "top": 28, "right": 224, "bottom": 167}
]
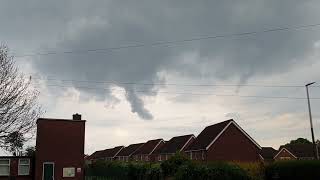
[{"left": 73, "top": 113, "right": 82, "bottom": 120}]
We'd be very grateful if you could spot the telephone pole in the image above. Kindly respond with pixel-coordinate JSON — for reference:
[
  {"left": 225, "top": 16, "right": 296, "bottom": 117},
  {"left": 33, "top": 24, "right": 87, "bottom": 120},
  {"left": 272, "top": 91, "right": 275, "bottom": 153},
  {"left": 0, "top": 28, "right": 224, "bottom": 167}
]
[{"left": 305, "top": 82, "right": 319, "bottom": 160}]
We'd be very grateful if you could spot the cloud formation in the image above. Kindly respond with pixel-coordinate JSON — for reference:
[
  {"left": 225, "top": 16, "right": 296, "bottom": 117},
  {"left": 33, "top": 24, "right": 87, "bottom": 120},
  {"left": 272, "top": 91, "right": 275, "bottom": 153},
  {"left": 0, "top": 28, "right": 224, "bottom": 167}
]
[{"left": 1, "top": 1, "right": 320, "bottom": 152}]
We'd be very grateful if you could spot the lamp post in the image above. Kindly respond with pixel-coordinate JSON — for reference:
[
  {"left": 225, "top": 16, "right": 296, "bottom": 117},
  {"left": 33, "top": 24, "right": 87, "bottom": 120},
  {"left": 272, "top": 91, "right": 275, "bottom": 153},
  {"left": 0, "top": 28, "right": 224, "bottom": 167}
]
[{"left": 305, "top": 82, "right": 319, "bottom": 160}]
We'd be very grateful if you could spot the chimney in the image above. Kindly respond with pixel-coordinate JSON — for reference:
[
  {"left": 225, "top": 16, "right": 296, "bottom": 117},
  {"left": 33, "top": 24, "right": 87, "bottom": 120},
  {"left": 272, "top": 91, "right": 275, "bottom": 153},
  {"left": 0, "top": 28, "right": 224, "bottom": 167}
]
[{"left": 73, "top": 113, "right": 82, "bottom": 120}]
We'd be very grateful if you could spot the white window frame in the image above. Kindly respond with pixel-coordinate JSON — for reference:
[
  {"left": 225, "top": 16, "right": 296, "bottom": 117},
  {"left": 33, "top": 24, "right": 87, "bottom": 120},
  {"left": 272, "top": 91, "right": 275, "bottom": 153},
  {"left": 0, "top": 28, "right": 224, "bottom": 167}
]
[
  {"left": 0, "top": 159, "right": 10, "bottom": 176},
  {"left": 18, "top": 158, "right": 30, "bottom": 175}
]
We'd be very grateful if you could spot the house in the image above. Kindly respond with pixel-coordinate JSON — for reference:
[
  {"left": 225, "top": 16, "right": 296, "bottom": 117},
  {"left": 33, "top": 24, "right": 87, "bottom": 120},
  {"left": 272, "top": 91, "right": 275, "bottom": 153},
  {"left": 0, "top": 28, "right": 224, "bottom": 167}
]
[
  {"left": 0, "top": 156, "right": 33, "bottom": 180},
  {"left": 184, "top": 119, "right": 261, "bottom": 162},
  {"left": 88, "top": 146, "right": 124, "bottom": 162},
  {"left": 35, "top": 114, "right": 86, "bottom": 180},
  {"left": 115, "top": 143, "right": 144, "bottom": 162},
  {"left": 259, "top": 147, "right": 278, "bottom": 162},
  {"left": 274, "top": 144, "right": 320, "bottom": 160},
  {"left": 132, "top": 139, "right": 165, "bottom": 162},
  {"left": 155, "top": 134, "right": 195, "bottom": 162}
]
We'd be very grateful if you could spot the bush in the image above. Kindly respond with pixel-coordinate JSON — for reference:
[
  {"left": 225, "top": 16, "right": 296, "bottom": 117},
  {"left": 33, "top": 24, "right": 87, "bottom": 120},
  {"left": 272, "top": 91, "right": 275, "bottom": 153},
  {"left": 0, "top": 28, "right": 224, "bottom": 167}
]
[
  {"left": 234, "top": 162, "right": 265, "bottom": 180},
  {"left": 175, "top": 162, "right": 250, "bottom": 180},
  {"left": 265, "top": 160, "right": 320, "bottom": 180},
  {"left": 86, "top": 161, "right": 163, "bottom": 180},
  {"left": 160, "top": 152, "right": 191, "bottom": 177}
]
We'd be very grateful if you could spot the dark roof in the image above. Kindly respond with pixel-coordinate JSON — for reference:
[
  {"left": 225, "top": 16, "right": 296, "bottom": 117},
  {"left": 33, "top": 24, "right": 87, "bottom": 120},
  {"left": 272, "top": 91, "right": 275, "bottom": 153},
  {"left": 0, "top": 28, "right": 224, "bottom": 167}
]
[
  {"left": 89, "top": 146, "right": 124, "bottom": 159},
  {"left": 133, "top": 139, "right": 163, "bottom": 155},
  {"left": 185, "top": 120, "right": 233, "bottom": 151},
  {"left": 37, "top": 118, "right": 85, "bottom": 123},
  {"left": 260, "top": 147, "right": 277, "bottom": 160},
  {"left": 155, "top": 134, "right": 194, "bottom": 154},
  {"left": 88, "top": 150, "right": 104, "bottom": 160},
  {"left": 117, "top": 143, "right": 144, "bottom": 157},
  {"left": 279, "top": 144, "right": 320, "bottom": 158}
]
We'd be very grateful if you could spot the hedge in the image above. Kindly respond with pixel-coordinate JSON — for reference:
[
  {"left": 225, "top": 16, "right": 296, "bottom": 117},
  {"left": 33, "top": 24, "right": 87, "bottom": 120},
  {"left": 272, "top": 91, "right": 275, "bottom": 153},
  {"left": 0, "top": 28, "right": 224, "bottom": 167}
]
[
  {"left": 175, "top": 162, "right": 250, "bottom": 180},
  {"left": 265, "top": 160, "right": 320, "bottom": 180},
  {"left": 85, "top": 155, "right": 251, "bottom": 180}
]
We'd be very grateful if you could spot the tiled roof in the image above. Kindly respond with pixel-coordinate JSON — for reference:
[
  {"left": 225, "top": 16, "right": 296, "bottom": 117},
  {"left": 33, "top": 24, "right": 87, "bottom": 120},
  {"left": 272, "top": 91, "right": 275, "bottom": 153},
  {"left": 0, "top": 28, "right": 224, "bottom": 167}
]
[
  {"left": 155, "top": 134, "right": 194, "bottom": 154},
  {"left": 185, "top": 120, "right": 233, "bottom": 151},
  {"left": 279, "top": 144, "right": 320, "bottom": 158},
  {"left": 260, "top": 147, "right": 277, "bottom": 160},
  {"left": 132, "top": 139, "right": 163, "bottom": 155},
  {"left": 88, "top": 150, "right": 104, "bottom": 160},
  {"left": 89, "top": 146, "right": 124, "bottom": 159},
  {"left": 117, "top": 143, "right": 144, "bottom": 157}
]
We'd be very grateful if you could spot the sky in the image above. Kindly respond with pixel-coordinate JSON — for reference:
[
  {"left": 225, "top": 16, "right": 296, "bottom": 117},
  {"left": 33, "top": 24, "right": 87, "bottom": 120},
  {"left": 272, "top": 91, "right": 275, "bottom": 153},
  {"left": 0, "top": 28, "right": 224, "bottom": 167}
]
[{"left": 1, "top": 0, "right": 320, "bottom": 155}]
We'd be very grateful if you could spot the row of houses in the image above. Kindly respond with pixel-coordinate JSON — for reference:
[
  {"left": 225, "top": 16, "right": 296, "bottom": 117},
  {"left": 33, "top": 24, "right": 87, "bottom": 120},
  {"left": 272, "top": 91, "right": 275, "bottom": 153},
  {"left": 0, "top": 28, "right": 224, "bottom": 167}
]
[
  {"left": 88, "top": 119, "right": 320, "bottom": 163},
  {"left": 87, "top": 119, "right": 263, "bottom": 163}
]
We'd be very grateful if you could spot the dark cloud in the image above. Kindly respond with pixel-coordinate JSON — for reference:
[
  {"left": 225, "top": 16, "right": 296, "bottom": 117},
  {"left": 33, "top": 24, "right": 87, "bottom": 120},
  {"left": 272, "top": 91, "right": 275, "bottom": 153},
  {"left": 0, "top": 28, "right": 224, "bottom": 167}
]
[{"left": 1, "top": 0, "right": 320, "bottom": 119}]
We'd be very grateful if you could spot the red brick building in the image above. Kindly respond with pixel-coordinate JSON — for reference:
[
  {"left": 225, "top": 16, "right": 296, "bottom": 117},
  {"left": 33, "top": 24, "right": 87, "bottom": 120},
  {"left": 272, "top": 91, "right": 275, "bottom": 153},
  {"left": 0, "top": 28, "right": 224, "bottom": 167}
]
[
  {"left": 155, "top": 134, "right": 195, "bottom": 162},
  {"left": 35, "top": 114, "right": 86, "bottom": 180},
  {"left": 88, "top": 146, "right": 124, "bottom": 162},
  {"left": 259, "top": 147, "right": 277, "bottom": 163},
  {"left": 0, "top": 156, "right": 33, "bottom": 180},
  {"left": 131, "top": 139, "right": 165, "bottom": 162},
  {"left": 115, "top": 143, "right": 144, "bottom": 162},
  {"left": 185, "top": 119, "right": 261, "bottom": 162},
  {"left": 274, "top": 144, "right": 320, "bottom": 160}
]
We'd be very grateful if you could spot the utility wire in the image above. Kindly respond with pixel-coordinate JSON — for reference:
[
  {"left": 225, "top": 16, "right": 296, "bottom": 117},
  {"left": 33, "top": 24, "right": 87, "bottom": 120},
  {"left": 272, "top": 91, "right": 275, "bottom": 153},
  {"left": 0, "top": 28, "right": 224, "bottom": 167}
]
[
  {"left": 32, "top": 83, "right": 320, "bottom": 100},
  {"left": 13, "top": 22, "right": 320, "bottom": 58},
  {"left": 31, "top": 77, "right": 320, "bottom": 88}
]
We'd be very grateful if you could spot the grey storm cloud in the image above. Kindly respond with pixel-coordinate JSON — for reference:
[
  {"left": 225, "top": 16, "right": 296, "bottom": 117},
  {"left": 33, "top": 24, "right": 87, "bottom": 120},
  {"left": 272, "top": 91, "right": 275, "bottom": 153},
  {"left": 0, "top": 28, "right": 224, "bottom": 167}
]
[{"left": 1, "top": 0, "right": 320, "bottom": 119}]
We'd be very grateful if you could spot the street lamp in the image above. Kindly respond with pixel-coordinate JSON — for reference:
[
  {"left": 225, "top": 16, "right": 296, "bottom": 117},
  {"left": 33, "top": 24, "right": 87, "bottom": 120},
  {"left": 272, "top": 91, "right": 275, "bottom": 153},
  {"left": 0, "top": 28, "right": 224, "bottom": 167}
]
[{"left": 305, "top": 82, "right": 319, "bottom": 160}]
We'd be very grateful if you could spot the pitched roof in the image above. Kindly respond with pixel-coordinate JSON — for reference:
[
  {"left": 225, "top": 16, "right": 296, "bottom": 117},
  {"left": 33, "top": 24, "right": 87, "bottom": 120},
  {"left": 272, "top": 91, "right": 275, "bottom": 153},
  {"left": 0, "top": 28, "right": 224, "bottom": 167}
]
[
  {"left": 88, "top": 150, "right": 104, "bottom": 160},
  {"left": 89, "top": 146, "right": 124, "bottom": 159},
  {"left": 132, "top": 139, "right": 163, "bottom": 155},
  {"left": 155, "top": 134, "right": 195, "bottom": 154},
  {"left": 185, "top": 119, "right": 260, "bottom": 151},
  {"left": 277, "top": 144, "right": 320, "bottom": 158},
  {"left": 117, "top": 143, "right": 144, "bottom": 157},
  {"left": 185, "top": 120, "right": 233, "bottom": 151},
  {"left": 260, "top": 147, "right": 277, "bottom": 160}
]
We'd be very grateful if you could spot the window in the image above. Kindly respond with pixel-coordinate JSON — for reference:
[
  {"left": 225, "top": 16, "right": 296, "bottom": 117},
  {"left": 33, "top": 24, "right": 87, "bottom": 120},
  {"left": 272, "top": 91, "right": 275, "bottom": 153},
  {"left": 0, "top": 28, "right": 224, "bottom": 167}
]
[
  {"left": 190, "top": 152, "right": 192, "bottom": 160},
  {"left": 280, "top": 157, "right": 292, "bottom": 160},
  {"left": 63, "top": 167, "right": 75, "bottom": 177},
  {"left": 158, "top": 155, "right": 162, "bottom": 161},
  {"left": 0, "top": 159, "right": 10, "bottom": 176},
  {"left": 19, "top": 159, "right": 30, "bottom": 175}
]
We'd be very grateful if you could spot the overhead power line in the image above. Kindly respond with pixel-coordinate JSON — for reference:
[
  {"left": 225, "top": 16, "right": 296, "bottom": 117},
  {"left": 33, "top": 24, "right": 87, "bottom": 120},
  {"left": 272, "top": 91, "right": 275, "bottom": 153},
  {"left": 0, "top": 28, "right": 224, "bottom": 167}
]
[
  {"left": 32, "top": 83, "right": 320, "bottom": 100},
  {"left": 13, "top": 22, "right": 320, "bottom": 58},
  {"left": 31, "top": 77, "right": 320, "bottom": 88}
]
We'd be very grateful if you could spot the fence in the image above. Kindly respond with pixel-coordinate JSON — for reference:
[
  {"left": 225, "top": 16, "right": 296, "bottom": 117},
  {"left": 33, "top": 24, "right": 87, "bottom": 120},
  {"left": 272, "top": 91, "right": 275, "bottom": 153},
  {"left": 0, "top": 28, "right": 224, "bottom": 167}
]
[{"left": 85, "top": 176, "right": 116, "bottom": 180}]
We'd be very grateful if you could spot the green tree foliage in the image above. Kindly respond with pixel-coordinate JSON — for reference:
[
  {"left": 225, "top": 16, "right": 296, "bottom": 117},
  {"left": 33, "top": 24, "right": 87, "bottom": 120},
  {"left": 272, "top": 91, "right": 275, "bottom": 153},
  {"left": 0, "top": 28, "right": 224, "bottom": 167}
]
[
  {"left": 160, "top": 152, "right": 191, "bottom": 177},
  {"left": 265, "top": 160, "right": 320, "bottom": 180},
  {"left": 286, "top": 138, "right": 312, "bottom": 145}
]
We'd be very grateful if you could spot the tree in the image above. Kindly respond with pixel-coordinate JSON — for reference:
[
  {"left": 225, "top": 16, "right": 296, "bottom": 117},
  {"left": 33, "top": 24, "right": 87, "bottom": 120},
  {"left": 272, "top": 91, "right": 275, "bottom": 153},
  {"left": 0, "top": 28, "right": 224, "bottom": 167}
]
[
  {"left": 4, "top": 131, "right": 25, "bottom": 155},
  {"left": 286, "top": 138, "right": 312, "bottom": 145},
  {"left": 25, "top": 146, "right": 36, "bottom": 157},
  {"left": 0, "top": 45, "right": 41, "bottom": 150}
]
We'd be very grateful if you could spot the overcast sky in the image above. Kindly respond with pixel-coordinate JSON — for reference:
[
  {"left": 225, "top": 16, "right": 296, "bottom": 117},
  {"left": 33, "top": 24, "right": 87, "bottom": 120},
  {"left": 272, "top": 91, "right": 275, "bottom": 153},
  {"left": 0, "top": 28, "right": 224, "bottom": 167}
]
[{"left": 1, "top": 0, "right": 320, "bottom": 155}]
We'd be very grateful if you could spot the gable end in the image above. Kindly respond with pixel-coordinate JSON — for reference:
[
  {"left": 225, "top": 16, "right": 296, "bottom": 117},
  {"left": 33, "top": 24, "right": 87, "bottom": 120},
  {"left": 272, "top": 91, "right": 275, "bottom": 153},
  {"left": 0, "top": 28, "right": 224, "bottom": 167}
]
[{"left": 205, "top": 121, "right": 261, "bottom": 150}]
